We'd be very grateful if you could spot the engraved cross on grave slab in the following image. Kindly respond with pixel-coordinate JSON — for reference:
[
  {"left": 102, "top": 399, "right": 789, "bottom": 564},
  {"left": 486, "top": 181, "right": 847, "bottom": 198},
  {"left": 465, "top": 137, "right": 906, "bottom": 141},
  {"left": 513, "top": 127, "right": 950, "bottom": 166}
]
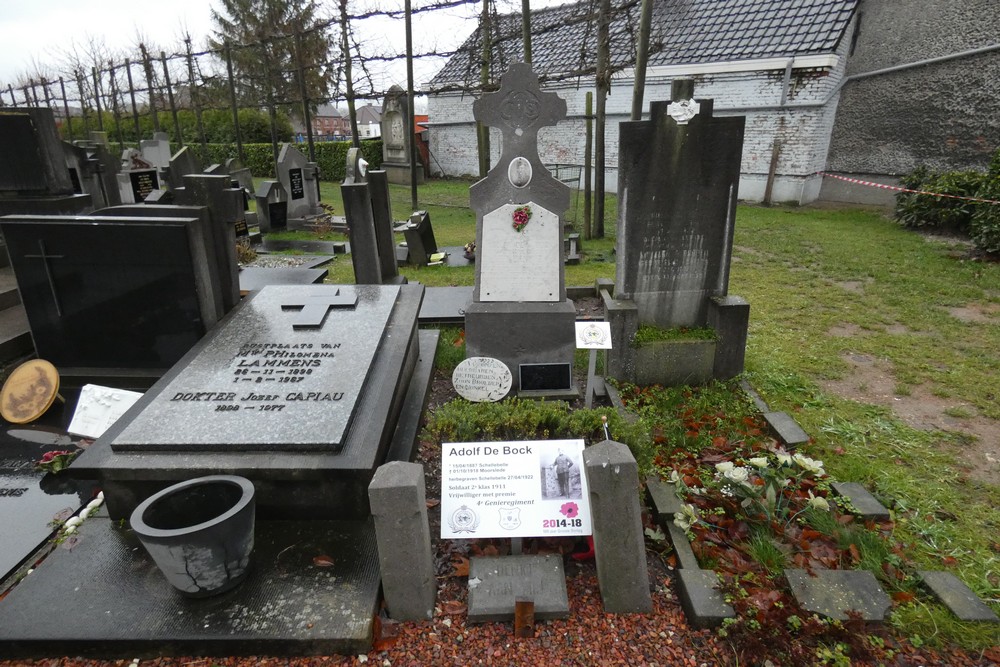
[
  {"left": 471, "top": 63, "right": 570, "bottom": 303},
  {"left": 281, "top": 288, "right": 358, "bottom": 329}
]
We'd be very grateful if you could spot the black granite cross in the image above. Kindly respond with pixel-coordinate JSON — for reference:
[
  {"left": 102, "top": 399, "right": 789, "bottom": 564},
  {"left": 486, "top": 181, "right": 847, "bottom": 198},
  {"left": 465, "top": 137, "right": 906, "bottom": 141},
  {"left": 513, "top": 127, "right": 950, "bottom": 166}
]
[
  {"left": 281, "top": 289, "right": 359, "bottom": 329},
  {"left": 24, "top": 239, "right": 65, "bottom": 317}
]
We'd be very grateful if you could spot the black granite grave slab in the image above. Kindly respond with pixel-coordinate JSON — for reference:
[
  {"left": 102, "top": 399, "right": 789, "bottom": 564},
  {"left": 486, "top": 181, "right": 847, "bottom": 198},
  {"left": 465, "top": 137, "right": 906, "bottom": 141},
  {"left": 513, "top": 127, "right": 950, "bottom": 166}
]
[
  {"left": 418, "top": 286, "right": 472, "bottom": 325},
  {"left": 467, "top": 555, "right": 569, "bottom": 623},
  {"left": 239, "top": 266, "right": 329, "bottom": 294},
  {"left": 70, "top": 283, "right": 426, "bottom": 522},
  {"left": 0, "top": 513, "right": 379, "bottom": 658},
  {"left": 0, "top": 387, "right": 98, "bottom": 583},
  {"left": 0, "top": 215, "right": 217, "bottom": 376},
  {"left": 261, "top": 239, "right": 342, "bottom": 255}
]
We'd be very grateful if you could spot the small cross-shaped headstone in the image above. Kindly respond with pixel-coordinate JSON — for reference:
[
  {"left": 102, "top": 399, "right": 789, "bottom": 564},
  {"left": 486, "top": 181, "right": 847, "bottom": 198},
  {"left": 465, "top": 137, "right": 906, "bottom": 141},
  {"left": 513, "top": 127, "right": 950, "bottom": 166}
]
[{"left": 281, "top": 289, "right": 359, "bottom": 329}]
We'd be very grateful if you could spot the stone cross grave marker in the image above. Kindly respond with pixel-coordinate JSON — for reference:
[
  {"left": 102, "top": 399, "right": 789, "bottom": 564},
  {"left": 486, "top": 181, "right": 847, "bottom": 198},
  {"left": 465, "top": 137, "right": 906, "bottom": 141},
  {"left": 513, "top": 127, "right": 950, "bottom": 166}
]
[
  {"left": 464, "top": 63, "right": 577, "bottom": 394},
  {"left": 281, "top": 289, "right": 359, "bottom": 329},
  {"left": 470, "top": 62, "right": 569, "bottom": 303}
]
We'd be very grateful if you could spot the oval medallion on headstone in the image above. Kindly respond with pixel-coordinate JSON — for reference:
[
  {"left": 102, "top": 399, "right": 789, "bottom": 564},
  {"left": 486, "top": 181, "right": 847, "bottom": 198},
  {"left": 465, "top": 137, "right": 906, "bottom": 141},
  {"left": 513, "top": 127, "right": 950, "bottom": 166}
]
[
  {"left": 507, "top": 157, "right": 533, "bottom": 188},
  {"left": 452, "top": 357, "right": 513, "bottom": 402}
]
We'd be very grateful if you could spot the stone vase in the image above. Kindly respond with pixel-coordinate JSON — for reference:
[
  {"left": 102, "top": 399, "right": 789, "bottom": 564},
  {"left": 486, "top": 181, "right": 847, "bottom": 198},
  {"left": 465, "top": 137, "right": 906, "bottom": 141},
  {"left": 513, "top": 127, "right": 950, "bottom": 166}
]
[{"left": 130, "top": 475, "right": 256, "bottom": 598}]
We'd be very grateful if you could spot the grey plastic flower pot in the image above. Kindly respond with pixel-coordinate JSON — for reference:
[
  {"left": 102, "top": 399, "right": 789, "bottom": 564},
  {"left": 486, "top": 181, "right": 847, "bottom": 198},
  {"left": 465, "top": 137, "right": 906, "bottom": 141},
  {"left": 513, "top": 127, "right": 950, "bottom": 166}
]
[{"left": 130, "top": 475, "right": 256, "bottom": 598}]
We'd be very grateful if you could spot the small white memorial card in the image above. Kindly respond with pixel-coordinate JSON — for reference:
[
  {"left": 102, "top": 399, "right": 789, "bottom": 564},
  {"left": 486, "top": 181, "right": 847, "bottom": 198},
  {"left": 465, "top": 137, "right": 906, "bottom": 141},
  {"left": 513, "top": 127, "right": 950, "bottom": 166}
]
[
  {"left": 441, "top": 439, "right": 592, "bottom": 539},
  {"left": 574, "top": 321, "right": 613, "bottom": 349},
  {"left": 67, "top": 384, "right": 143, "bottom": 439}
]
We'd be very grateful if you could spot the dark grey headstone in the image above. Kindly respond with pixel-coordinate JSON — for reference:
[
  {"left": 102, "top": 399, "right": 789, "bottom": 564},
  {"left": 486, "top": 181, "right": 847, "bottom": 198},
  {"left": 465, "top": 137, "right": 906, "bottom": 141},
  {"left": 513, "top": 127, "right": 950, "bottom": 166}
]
[
  {"left": 0, "top": 108, "right": 74, "bottom": 196},
  {"left": 401, "top": 211, "right": 438, "bottom": 266},
  {"left": 0, "top": 515, "right": 380, "bottom": 658},
  {"left": 255, "top": 180, "right": 288, "bottom": 233},
  {"left": 785, "top": 569, "right": 891, "bottom": 622},
  {"left": 238, "top": 266, "right": 329, "bottom": 293},
  {"left": 127, "top": 169, "right": 159, "bottom": 202},
  {"left": 418, "top": 286, "right": 472, "bottom": 325},
  {"left": 467, "top": 555, "right": 568, "bottom": 623},
  {"left": 367, "top": 170, "right": 400, "bottom": 282},
  {"left": 277, "top": 144, "right": 321, "bottom": 219},
  {"left": 380, "top": 85, "right": 424, "bottom": 186},
  {"left": 342, "top": 180, "right": 383, "bottom": 285},
  {"left": 616, "top": 91, "right": 745, "bottom": 328},
  {"left": 0, "top": 215, "right": 218, "bottom": 375},
  {"left": 166, "top": 146, "right": 202, "bottom": 190},
  {"left": 917, "top": 571, "right": 999, "bottom": 623}
]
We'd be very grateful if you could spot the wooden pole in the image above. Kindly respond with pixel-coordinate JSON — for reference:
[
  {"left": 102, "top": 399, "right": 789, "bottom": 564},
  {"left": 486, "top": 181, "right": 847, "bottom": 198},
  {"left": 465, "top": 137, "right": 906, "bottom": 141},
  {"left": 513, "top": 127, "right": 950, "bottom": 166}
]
[
  {"left": 584, "top": 91, "right": 593, "bottom": 240},
  {"left": 594, "top": 0, "right": 611, "bottom": 238},
  {"left": 476, "top": 0, "right": 492, "bottom": 177},
  {"left": 521, "top": 0, "right": 532, "bottom": 64},
  {"left": 630, "top": 0, "right": 653, "bottom": 121},
  {"left": 405, "top": 0, "right": 418, "bottom": 210}
]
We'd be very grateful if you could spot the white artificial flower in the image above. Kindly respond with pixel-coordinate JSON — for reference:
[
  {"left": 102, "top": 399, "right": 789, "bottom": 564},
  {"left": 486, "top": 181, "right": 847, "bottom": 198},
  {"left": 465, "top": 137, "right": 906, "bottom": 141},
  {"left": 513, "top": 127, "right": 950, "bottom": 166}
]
[
  {"left": 748, "top": 457, "right": 769, "bottom": 468},
  {"left": 669, "top": 469, "right": 681, "bottom": 484},
  {"left": 807, "top": 492, "right": 830, "bottom": 511},
  {"left": 793, "top": 453, "right": 825, "bottom": 475},
  {"left": 715, "top": 461, "right": 735, "bottom": 474},
  {"left": 723, "top": 466, "right": 751, "bottom": 485},
  {"left": 775, "top": 451, "right": 793, "bottom": 466},
  {"left": 673, "top": 504, "right": 699, "bottom": 531}
]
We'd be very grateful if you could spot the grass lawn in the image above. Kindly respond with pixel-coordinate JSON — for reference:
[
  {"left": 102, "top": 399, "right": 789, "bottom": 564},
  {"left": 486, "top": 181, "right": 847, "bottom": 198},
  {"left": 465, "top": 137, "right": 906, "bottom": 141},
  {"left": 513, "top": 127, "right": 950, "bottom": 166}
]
[{"left": 267, "top": 178, "right": 999, "bottom": 650}]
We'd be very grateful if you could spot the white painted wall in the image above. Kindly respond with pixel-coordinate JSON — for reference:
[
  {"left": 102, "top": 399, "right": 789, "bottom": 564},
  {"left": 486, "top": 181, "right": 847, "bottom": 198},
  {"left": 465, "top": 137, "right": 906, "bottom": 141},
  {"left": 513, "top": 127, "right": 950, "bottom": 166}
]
[{"left": 427, "top": 35, "right": 852, "bottom": 204}]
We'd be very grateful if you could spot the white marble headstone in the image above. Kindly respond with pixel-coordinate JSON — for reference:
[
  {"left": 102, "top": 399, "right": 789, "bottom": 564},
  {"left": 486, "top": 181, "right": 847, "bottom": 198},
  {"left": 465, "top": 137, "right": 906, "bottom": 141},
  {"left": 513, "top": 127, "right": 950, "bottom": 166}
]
[
  {"left": 67, "top": 384, "right": 144, "bottom": 439},
  {"left": 479, "top": 202, "right": 560, "bottom": 302}
]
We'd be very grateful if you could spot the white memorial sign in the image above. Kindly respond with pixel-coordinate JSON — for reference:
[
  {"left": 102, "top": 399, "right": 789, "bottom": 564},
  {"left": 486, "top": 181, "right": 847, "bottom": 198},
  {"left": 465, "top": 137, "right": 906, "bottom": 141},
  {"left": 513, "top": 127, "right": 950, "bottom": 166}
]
[
  {"left": 479, "top": 202, "right": 560, "bottom": 302},
  {"left": 574, "top": 321, "right": 613, "bottom": 349},
  {"left": 67, "top": 384, "right": 144, "bottom": 439},
  {"left": 441, "top": 439, "right": 591, "bottom": 539},
  {"left": 452, "top": 357, "right": 512, "bottom": 402}
]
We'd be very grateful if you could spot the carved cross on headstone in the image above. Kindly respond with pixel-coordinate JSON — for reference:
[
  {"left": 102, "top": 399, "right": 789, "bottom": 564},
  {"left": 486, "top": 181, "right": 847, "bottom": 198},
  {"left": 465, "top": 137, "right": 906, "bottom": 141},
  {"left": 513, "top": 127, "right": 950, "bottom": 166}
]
[
  {"left": 470, "top": 62, "right": 569, "bottom": 217},
  {"left": 281, "top": 289, "right": 359, "bottom": 329},
  {"left": 24, "top": 239, "right": 65, "bottom": 317}
]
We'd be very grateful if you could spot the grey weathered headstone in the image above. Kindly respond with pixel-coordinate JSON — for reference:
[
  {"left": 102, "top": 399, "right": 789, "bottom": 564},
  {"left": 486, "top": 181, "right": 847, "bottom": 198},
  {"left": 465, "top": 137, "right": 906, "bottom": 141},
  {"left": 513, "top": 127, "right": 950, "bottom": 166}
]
[
  {"left": 400, "top": 211, "right": 438, "bottom": 266},
  {"left": 139, "top": 132, "right": 171, "bottom": 172},
  {"left": 464, "top": 63, "right": 577, "bottom": 392},
  {"left": 380, "top": 85, "right": 424, "bottom": 185},
  {"left": 763, "top": 411, "right": 810, "bottom": 448},
  {"left": 676, "top": 569, "right": 736, "bottom": 629},
  {"left": 165, "top": 146, "right": 202, "bottom": 191},
  {"left": 277, "top": 143, "right": 321, "bottom": 220},
  {"left": 831, "top": 482, "right": 891, "bottom": 521},
  {"left": 367, "top": 170, "right": 401, "bottom": 282},
  {"left": 583, "top": 439, "right": 652, "bottom": 613},
  {"left": 368, "top": 461, "right": 435, "bottom": 621},
  {"left": 62, "top": 141, "right": 115, "bottom": 209}
]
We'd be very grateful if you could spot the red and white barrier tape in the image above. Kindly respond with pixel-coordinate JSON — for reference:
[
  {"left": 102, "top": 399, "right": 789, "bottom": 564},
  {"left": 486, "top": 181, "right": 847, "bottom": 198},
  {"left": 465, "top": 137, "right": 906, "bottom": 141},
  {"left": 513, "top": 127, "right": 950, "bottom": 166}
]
[{"left": 819, "top": 172, "right": 1000, "bottom": 205}]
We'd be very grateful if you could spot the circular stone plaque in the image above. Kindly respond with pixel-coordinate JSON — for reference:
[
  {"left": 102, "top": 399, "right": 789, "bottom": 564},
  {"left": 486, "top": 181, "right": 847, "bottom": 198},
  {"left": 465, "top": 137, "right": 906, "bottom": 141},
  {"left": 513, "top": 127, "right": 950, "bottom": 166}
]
[
  {"left": 0, "top": 359, "right": 62, "bottom": 424},
  {"left": 451, "top": 357, "right": 513, "bottom": 402}
]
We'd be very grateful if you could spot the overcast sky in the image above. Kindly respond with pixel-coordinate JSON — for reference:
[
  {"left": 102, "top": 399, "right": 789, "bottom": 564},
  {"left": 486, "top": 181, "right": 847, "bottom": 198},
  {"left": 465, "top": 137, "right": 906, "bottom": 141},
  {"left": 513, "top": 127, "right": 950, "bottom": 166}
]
[{"left": 0, "top": 0, "right": 569, "bottom": 98}]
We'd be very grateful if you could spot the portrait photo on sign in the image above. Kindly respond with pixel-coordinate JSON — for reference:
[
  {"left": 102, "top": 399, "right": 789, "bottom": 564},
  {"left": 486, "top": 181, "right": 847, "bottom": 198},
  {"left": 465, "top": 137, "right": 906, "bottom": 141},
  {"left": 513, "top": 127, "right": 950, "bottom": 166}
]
[{"left": 539, "top": 447, "right": 582, "bottom": 499}]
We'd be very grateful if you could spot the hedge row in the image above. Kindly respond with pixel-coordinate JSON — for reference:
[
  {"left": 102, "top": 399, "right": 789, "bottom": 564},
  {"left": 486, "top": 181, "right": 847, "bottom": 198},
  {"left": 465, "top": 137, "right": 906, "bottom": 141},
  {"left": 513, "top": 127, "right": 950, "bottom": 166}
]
[
  {"left": 895, "top": 147, "right": 1000, "bottom": 255},
  {"left": 112, "top": 139, "right": 383, "bottom": 182}
]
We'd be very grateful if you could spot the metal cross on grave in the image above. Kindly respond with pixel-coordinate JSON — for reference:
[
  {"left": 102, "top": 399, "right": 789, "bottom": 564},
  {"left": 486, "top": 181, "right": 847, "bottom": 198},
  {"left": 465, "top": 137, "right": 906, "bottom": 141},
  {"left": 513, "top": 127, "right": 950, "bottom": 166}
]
[
  {"left": 24, "top": 239, "right": 65, "bottom": 317},
  {"left": 470, "top": 62, "right": 570, "bottom": 218},
  {"left": 281, "top": 289, "right": 359, "bottom": 329}
]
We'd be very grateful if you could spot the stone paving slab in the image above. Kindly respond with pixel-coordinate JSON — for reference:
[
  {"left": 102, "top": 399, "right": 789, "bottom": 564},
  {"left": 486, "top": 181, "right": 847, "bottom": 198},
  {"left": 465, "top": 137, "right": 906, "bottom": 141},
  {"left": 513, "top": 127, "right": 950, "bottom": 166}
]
[
  {"left": 0, "top": 514, "right": 380, "bottom": 658},
  {"left": 763, "top": 411, "right": 810, "bottom": 448},
  {"left": 468, "top": 555, "right": 569, "bottom": 623},
  {"left": 676, "top": 569, "right": 735, "bottom": 630},
  {"left": 785, "top": 569, "right": 891, "bottom": 622},
  {"left": 832, "top": 482, "right": 891, "bottom": 521},
  {"left": 917, "top": 571, "right": 999, "bottom": 623}
]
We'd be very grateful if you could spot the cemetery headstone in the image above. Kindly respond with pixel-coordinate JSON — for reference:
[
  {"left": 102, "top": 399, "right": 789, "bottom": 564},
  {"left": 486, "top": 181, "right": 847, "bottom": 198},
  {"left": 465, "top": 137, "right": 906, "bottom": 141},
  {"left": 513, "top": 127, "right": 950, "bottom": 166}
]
[
  {"left": 0, "top": 108, "right": 92, "bottom": 216},
  {"left": 380, "top": 85, "right": 424, "bottom": 185},
  {"left": 605, "top": 79, "right": 751, "bottom": 385},
  {"left": 451, "top": 356, "right": 512, "bottom": 402},
  {"left": 277, "top": 144, "right": 322, "bottom": 221},
  {"left": 173, "top": 173, "right": 245, "bottom": 310},
  {"left": 139, "top": 132, "right": 172, "bottom": 173},
  {"left": 463, "top": 63, "right": 577, "bottom": 393},
  {"left": 165, "top": 146, "right": 202, "bottom": 191},
  {"left": 341, "top": 148, "right": 403, "bottom": 285},
  {"left": 400, "top": 210, "right": 438, "bottom": 267},
  {"left": 0, "top": 214, "right": 220, "bottom": 380},
  {"left": 255, "top": 180, "right": 288, "bottom": 233},
  {"left": 70, "top": 283, "right": 428, "bottom": 522}
]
